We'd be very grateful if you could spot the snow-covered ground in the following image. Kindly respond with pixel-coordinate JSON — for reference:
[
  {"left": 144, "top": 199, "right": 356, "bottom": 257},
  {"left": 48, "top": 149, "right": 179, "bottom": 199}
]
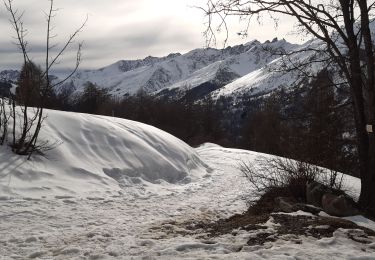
[{"left": 0, "top": 111, "right": 375, "bottom": 259}]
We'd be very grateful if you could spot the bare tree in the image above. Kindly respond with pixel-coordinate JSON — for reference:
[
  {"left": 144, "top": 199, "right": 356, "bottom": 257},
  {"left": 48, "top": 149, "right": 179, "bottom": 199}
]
[
  {"left": 201, "top": 0, "right": 375, "bottom": 215},
  {"left": 0, "top": 98, "right": 10, "bottom": 145},
  {"left": 4, "top": 0, "right": 86, "bottom": 158}
]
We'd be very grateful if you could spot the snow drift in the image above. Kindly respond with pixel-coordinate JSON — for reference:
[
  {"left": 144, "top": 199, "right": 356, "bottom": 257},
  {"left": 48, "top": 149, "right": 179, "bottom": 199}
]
[{"left": 0, "top": 110, "right": 210, "bottom": 198}]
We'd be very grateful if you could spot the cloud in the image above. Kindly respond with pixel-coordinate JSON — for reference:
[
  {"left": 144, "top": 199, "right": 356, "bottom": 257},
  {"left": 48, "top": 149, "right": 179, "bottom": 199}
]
[{"left": 0, "top": 0, "right": 300, "bottom": 73}]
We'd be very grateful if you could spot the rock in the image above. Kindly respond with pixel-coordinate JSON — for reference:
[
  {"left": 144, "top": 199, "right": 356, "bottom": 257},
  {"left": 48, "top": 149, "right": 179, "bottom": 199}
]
[
  {"left": 275, "top": 197, "right": 295, "bottom": 213},
  {"left": 295, "top": 203, "right": 321, "bottom": 215},
  {"left": 25, "top": 237, "right": 38, "bottom": 243},
  {"left": 28, "top": 251, "right": 46, "bottom": 259},
  {"left": 321, "top": 193, "right": 359, "bottom": 217},
  {"left": 275, "top": 197, "right": 321, "bottom": 215},
  {"left": 306, "top": 181, "right": 326, "bottom": 207}
]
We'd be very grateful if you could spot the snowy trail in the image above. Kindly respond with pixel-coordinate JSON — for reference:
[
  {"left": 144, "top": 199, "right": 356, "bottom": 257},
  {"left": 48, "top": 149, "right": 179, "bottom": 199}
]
[
  {"left": 0, "top": 144, "right": 250, "bottom": 259},
  {"left": 1, "top": 144, "right": 375, "bottom": 259}
]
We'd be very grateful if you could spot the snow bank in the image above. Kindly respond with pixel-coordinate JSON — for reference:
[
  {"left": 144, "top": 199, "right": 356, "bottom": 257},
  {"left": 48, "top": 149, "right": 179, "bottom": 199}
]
[{"left": 0, "top": 110, "right": 210, "bottom": 198}]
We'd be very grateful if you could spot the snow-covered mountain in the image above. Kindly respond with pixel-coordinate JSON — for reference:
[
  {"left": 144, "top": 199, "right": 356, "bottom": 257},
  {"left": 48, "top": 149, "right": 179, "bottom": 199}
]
[
  {"left": 0, "top": 37, "right": 324, "bottom": 101},
  {"left": 211, "top": 39, "right": 327, "bottom": 101},
  {"left": 0, "top": 69, "right": 19, "bottom": 83},
  {"left": 58, "top": 38, "right": 301, "bottom": 98}
]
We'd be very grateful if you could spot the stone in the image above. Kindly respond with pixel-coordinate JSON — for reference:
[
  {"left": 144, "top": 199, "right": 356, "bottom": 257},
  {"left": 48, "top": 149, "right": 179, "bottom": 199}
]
[
  {"left": 275, "top": 197, "right": 321, "bottom": 215},
  {"left": 275, "top": 197, "right": 295, "bottom": 213},
  {"left": 321, "top": 193, "right": 359, "bottom": 217},
  {"left": 306, "top": 181, "right": 326, "bottom": 207}
]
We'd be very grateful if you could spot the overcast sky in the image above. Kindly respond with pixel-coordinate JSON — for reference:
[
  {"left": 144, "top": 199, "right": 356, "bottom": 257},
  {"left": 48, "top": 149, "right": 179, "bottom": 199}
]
[{"left": 0, "top": 0, "right": 301, "bottom": 73}]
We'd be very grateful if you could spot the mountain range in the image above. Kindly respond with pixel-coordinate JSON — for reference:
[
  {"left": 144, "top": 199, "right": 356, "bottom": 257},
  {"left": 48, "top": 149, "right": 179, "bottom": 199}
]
[{"left": 0, "top": 37, "right": 327, "bottom": 101}]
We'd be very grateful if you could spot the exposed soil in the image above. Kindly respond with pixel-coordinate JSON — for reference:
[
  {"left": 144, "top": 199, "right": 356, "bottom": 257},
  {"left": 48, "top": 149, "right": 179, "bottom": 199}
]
[
  {"left": 177, "top": 187, "right": 375, "bottom": 246},
  {"left": 273, "top": 214, "right": 375, "bottom": 239}
]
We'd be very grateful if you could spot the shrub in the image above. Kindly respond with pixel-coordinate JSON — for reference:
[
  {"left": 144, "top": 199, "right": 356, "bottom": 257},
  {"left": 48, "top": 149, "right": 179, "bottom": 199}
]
[{"left": 240, "top": 156, "right": 345, "bottom": 202}]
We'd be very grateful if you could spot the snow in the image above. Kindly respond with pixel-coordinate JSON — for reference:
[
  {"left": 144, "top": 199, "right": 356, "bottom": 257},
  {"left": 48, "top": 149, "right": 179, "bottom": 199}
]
[
  {"left": 344, "top": 216, "right": 375, "bottom": 232},
  {"left": 274, "top": 211, "right": 316, "bottom": 217},
  {"left": 318, "top": 211, "right": 375, "bottom": 232},
  {"left": 238, "top": 228, "right": 375, "bottom": 259},
  {"left": 0, "top": 112, "right": 374, "bottom": 259},
  {"left": 162, "top": 60, "right": 229, "bottom": 93}
]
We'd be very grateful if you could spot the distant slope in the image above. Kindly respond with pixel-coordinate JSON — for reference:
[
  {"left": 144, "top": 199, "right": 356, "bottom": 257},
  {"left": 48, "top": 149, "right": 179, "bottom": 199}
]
[
  {"left": 0, "top": 110, "right": 210, "bottom": 198},
  {"left": 211, "top": 39, "right": 326, "bottom": 100}
]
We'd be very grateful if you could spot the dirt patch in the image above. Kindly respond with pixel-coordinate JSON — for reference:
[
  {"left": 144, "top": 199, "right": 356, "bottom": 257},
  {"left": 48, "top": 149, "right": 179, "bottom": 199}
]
[
  {"left": 247, "top": 187, "right": 294, "bottom": 215},
  {"left": 149, "top": 188, "right": 375, "bottom": 247},
  {"left": 247, "top": 232, "right": 277, "bottom": 246},
  {"left": 174, "top": 188, "right": 375, "bottom": 246},
  {"left": 273, "top": 214, "right": 375, "bottom": 238}
]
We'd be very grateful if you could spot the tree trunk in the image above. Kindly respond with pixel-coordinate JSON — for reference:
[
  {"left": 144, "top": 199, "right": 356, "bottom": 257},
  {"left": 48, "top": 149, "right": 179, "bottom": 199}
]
[
  {"left": 23, "top": 107, "right": 43, "bottom": 156},
  {"left": 12, "top": 98, "right": 16, "bottom": 148},
  {"left": 355, "top": 0, "right": 375, "bottom": 216},
  {"left": 339, "top": 0, "right": 375, "bottom": 216},
  {"left": 350, "top": 66, "right": 375, "bottom": 215},
  {"left": 357, "top": 88, "right": 375, "bottom": 215}
]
